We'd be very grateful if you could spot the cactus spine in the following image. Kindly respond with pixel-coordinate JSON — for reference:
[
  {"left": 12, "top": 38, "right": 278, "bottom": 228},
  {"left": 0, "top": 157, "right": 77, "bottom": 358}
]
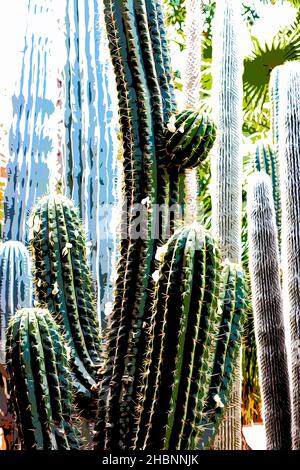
[
  {"left": 279, "top": 62, "right": 300, "bottom": 450},
  {"left": 0, "top": 241, "right": 32, "bottom": 362},
  {"left": 211, "top": 0, "right": 244, "bottom": 449},
  {"left": 247, "top": 171, "right": 291, "bottom": 450},
  {"left": 6, "top": 308, "right": 80, "bottom": 450},
  {"left": 28, "top": 194, "right": 101, "bottom": 405},
  {"left": 3, "top": 0, "right": 55, "bottom": 242}
]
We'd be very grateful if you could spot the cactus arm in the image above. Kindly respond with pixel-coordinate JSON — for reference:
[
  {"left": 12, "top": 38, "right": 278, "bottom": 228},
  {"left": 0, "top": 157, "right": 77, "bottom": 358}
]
[
  {"left": 197, "top": 263, "right": 246, "bottom": 449},
  {"left": 247, "top": 171, "right": 291, "bottom": 450}
]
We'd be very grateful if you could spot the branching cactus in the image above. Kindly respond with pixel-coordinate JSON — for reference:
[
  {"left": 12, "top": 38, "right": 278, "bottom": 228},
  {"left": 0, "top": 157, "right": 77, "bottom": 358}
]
[
  {"left": 6, "top": 308, "right": 81, "bottom": 450},
  {"left": 28, "top": 194, "right": 101, "bottom": 410},
  {"left": 95, "top": 0, "right": 218, "bottom": 452},
  {"left": 210, "top": 0, "right": 244, "bottom": 449},
  {"left": 254, "top": 143, "right": 281, "bottom": 239},
  {"left": 279, "top": 61, "right": 300, "bottom": 450},
  {"left": 247, "top": 171, "right": 291, "bottom": 450},
  {"left": 0, "top": 241, "right": 33, "bottom": 361}
]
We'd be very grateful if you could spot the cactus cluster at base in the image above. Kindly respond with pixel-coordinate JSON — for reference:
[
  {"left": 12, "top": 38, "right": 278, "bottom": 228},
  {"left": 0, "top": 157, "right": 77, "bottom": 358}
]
[
  {"left": 6, "top": 308, "right": 81, "bottom": 450},
  {"left": 28, "top": 193, "right": 101, "bottom": 409}
]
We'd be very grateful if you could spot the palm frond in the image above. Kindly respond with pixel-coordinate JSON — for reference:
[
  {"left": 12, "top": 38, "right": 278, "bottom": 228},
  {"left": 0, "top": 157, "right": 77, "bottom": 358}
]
[{"left": 243, "top": 22, "right": 300, "bottom": 119}]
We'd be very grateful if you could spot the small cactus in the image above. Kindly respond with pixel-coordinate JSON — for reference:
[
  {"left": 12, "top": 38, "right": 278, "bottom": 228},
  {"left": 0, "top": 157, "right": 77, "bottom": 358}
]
[
  {"left": 6, "top": 308, "right": 81, "bottom": 450},
  {"left": 28, "top": 194, "right": 101, "bottom": 407}
]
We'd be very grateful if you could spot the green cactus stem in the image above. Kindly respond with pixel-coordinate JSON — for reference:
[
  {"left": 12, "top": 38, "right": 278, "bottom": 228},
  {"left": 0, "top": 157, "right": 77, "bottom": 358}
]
[
  {"left": 6, "top": 308, "right": 81, "bottom": 450},
  {"left": 28, "top": 194, "right": 101, "bottom": 407},
  {"left": 197, "top": 262, "right": 246, "bottom": 449},
  {"left": 254, "top": 143, "right": 281, "bottom": 239}
]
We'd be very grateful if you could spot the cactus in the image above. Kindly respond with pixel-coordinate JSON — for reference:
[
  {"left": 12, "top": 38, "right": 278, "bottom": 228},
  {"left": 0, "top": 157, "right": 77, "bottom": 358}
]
[
  {"left": 61, "top": 0, "right": 120, "bottom": 325},
  {"left": 137, "top": 224, "right": 221, "bottom": 450},
  {"left": 247, "top": 171, "right": 291, "bottom": 450},
  {"left": 95, "top": 223, "right": 246, "bottom": 450},
  {"left": 278, "top": 61, "right": 300, "bottom": 450},
  {"left": 28, "top": 193, "right": 101, "bottom": 407},
  {"left": 6, "top": 308, "right": 81, "bottom": 450},
  {"left": 94, "top": 0, "right": 219, "bottom": 451},
  {"left": 254, "top": 143, "right": 281, "bottom": 237},
  {"left": 210, "top": 0, "right": 244, "bottom": 449},
  {"left": 0, "top": 241, "right": 33, "bottom": 362},
  {"left": 164, "top": 111, "right": 217, "bottom": 170},
  {"left": 3, "top": 0, "right": 55, "bottom": 242},
  {"left": 198, "top": 262, "right": 246, "bottom": 449}
]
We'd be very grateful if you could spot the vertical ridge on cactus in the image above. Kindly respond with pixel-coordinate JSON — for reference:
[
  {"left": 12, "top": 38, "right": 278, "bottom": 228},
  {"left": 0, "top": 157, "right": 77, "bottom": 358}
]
[
  {"left": 210, "top": 0, "right": 244, "bottom": 450},
  {"left": 28, "top": 194, "right": 101, "bottom": 407},
  {"left": 247, "top": 171, "right": 291, "bottom": 450},
  {"left": 279, "top": 61, "right": 300, "bottom": 450},
  {"left": 6, "top": 308, "right": 81, "bottom": 450},
  {"left": 0, "top": 241, "right": 33, "bottom": 361},
  {"left": 3, "top": 0, "right": 55, "bottom": 242}
]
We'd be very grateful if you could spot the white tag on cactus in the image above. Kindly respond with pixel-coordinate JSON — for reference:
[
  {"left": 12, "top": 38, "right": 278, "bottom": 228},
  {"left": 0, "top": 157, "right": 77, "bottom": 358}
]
[
  {"left": 155, "top": 244, "right": 168, "bottom": 262},
  {"left": 167, "top": 114, "right": 176, "bottom": 133},
  {"left": 33, "top": 216, "right": 41, "bottom": 233},
  {"left": 52, "top": 281, "right": 59, "bottom": 296},
  {"left": 152, "top": 270, "right": 160, "bottom": 283},
  {"left": 62, "top": 243, "right": 72, "bottom": 257},
  {"left": 141, "top": 196, "right": 150, "bottom": 206},
  {"left": 179, "top": 124, "right": 185, "bottom": 133},
  {"left": 74, "top": 229, "right": 80, "bottom": 239},
  {"left": 105, "top": 301, "right": 113, "bottom": 317},
  {"left": 213, "top": 394, "right": 224, "bottom": 408}
]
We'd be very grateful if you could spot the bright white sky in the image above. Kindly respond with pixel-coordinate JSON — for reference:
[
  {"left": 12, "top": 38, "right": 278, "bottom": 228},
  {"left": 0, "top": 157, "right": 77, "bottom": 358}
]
[{"left": 0, "top": 0, "right": 298, "bottom": 156}]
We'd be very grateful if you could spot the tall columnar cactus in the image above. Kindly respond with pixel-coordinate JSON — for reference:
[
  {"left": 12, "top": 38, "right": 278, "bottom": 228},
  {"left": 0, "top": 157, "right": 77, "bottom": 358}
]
[
  {"left": 28, "top": 194, "right": 101, "bottom": 408},
  {"left": 210, "top": 0, "right": 244, "bottom": 449},
  {"left": 6, "top": 308, "right": 81, "bottom": 450},
  {"left": 247, "top": 171, "right": 291, "bottom": 450},
  {"left": 3, "top": 0, "right": 56, "bottom": 242},
  {"left": 95, "top": 0, "right": 218, "bottom": 451},
  {"left": 254, "top": 143, "right": 281, "bottom": 236},
  {"left": 96, "top": 224, "right": 246, "bottom": 450},
  {"left": 61, "top": 0, "right": 120, "bottom": 325},
  {"left": 0, "top": 241, "right": 32, "bottom": 362},
  {"left": 279, "top": 61, "right": 300, "bottom": 450},
  {"left": 270, "top": 64, "right": 285, "bottom": 151}
]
